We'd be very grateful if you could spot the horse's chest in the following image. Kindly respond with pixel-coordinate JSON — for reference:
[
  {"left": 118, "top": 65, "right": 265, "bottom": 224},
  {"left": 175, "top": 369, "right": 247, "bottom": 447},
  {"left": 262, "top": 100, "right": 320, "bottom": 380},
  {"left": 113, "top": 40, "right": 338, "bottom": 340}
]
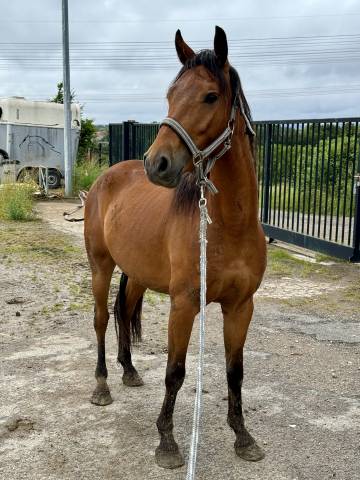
[
  {"left": 206, "top": 226, "right": 243, "bottom": 267},
  {"left": 208, "top": 255, "right": 258, "bottom": 304},
  {"left": 205, "top": 227, "right": 264, "bottom": 300},
  {"left": 180, "top": 221, "right": 265, "bottom": 302}
]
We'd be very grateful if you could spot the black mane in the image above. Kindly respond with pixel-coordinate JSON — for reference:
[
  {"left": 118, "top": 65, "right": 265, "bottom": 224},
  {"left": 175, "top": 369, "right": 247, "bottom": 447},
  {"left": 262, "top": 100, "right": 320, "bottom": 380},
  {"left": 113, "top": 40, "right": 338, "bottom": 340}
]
[
  {"left": 171, "top": 49, "right": 253, "bottom": 125},
  {"left": 170, "top": 49, "right": 255, "bottom": 214}
]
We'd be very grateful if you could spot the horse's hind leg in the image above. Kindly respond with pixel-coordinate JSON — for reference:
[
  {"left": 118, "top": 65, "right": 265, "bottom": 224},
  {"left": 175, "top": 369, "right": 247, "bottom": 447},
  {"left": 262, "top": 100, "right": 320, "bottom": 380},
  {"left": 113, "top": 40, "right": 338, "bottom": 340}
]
[
  {"left": 222, "top": 297, "right": 265, "bottom": 461},
  {"left": 115, "top": 274, "right": 145, "bottom": 387},
  {"left": 90, "top": 255, "right": 115, "bottom": 406}
]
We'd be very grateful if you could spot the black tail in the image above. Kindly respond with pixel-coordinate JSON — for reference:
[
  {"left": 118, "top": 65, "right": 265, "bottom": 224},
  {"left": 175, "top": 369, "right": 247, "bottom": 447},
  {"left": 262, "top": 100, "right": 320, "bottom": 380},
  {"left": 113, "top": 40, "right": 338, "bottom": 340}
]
[{"left": 114, "top": 273, "right": 143, "bottom": 354}]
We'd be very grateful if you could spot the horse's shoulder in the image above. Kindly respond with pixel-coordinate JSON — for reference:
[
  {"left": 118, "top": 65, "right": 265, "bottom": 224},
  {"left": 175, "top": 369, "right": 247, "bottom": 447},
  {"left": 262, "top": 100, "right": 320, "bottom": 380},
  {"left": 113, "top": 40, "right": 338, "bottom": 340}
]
[
  {"left": 93, "top": 160, "right": 145, "bottom": 191},
  {"left": 108, "top": 159, "right": 144, "bottom": 180}
]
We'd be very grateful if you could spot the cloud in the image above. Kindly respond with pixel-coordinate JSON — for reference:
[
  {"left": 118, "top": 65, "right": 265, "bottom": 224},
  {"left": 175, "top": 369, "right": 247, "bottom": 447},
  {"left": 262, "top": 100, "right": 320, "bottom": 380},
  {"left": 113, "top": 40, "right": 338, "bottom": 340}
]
[{"left": 1, "top": 0, "right": 359, "bottom": 123}]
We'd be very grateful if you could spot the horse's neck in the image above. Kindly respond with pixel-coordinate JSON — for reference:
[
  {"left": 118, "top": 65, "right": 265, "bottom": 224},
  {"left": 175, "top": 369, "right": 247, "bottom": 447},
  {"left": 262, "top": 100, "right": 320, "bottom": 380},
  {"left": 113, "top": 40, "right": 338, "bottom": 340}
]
[{"left": 208, "top": 127, "right": 258, "bottom": 228}]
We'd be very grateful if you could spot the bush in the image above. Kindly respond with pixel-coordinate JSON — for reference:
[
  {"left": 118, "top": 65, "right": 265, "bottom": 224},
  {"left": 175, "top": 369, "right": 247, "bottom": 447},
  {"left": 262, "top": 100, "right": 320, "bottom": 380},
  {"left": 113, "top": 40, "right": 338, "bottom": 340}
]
[
  {"left": 0, "top": 183, "right": 37, "bottom": 221},
  {"left": 77, "top": 118, "right": 97, "bottom": 162},
  {"left": 73, "top": 160, "right": 107, "bottom": 192}
]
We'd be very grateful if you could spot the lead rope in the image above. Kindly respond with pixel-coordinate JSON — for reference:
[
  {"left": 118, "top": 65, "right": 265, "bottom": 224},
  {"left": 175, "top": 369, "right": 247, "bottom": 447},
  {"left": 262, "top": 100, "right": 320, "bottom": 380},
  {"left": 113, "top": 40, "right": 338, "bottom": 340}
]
[
  {"left": 186, "top": 184, "right": 211, "bottom": 480},
  {"left": 63, "top": 190, "right": 88, "bottom": 222},
  {"left": 158, "top": 96, "right": 255, "bottom": 478}
]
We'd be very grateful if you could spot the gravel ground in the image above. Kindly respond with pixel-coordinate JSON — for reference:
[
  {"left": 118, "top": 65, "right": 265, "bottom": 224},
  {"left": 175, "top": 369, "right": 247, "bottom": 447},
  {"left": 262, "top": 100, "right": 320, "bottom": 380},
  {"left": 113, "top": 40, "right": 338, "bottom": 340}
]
[{"left": 0, "top": 200, "right": 359, "bottom": 480}]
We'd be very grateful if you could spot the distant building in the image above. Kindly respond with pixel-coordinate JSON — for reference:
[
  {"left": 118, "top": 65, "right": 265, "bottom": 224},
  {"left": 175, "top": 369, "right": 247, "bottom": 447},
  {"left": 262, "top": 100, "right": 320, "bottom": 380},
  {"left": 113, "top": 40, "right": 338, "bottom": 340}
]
[
  {"left": 0, "top": 97, "right": 81, "bottom": 187},
  {"left": 95, "top": 130, "right": 108, "bottom": 142}
]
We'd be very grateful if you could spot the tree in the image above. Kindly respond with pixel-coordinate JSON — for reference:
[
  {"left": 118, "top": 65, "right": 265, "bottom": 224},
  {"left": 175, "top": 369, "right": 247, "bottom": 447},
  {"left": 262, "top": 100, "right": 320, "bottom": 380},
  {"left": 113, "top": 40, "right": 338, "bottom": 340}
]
[
  {"left": 50, "top": 82, "right": 96, "bottom": 162},
  {"left": 78, "top": 118, "right": 97, "bottom": 161},
  {"left": 50, "top": 82, "right": 76, "bottom": 104}
]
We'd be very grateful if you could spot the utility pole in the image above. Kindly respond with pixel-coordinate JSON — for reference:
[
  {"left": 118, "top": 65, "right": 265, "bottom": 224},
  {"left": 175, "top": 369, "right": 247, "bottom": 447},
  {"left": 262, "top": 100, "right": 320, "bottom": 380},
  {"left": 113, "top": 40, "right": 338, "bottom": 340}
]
[{"left": 62, "top": 0, "right": 72, "bottom": 196}]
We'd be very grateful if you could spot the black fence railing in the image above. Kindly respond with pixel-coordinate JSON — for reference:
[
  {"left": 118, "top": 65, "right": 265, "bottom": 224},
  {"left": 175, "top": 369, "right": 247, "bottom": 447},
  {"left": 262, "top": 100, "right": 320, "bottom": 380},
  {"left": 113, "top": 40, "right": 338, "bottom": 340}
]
[
  {"left": 84, "top": 141, "right": 109, "bottom": 165},
  {"left": 109, "top": 118, "right": 360, "bottom": 262},
  {"left": 256, "top": 118, "right": 360, "bottom": 262},
  {"left": 109, "top": 122, "right": 159, "bottom": 165}
]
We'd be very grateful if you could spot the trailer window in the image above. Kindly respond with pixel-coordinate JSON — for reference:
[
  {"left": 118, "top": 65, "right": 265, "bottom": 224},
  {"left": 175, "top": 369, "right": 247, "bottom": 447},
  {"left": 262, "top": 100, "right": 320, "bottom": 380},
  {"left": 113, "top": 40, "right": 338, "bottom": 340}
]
[
  {"left": 0, "top": 107, "right": 2, "bottom": 119},
  {"left": 16, "top": 108, "right": 20, "bottom": 120}
]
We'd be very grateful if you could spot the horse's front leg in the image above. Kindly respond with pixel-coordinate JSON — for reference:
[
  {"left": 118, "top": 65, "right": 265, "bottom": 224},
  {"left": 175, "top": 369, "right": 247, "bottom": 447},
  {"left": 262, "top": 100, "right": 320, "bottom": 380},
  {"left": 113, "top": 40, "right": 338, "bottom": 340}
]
[
  {"left": 222, "top": 296, "right": 265, "bottom": 461},
  {"left": 90, "top": 256, "right": 115, "bottom": 406},
  {"left": 155, "top": 294, "right": 197, "bottom": 469}
]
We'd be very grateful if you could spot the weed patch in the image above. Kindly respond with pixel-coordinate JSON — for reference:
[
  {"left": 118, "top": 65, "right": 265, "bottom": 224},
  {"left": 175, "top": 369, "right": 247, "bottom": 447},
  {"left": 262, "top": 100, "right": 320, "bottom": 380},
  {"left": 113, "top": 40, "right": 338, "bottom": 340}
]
[
  {"left": 0, "top": 183, "right": 37, "bottom": 221},
  {"left": 74, "top": 160, "right": 107, "bottom": 192}
]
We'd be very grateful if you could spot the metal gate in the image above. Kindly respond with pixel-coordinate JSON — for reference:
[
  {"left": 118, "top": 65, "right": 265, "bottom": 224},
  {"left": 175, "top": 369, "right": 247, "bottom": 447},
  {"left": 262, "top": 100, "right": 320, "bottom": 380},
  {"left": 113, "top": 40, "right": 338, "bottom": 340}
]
[
  {"left": 109, "top": 121, "right": 159, "bottom": 165},
  {"left": 109, "top": 118, "right": 360, "bottom": 262}
]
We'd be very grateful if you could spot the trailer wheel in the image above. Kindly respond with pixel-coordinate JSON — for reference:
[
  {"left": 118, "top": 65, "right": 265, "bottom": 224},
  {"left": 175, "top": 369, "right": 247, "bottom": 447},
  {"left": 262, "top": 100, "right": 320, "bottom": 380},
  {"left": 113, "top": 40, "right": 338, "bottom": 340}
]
[
  {"left": 47, "top": 169, "right": 62, "bottom": 189},
  {"left": 17, "top": 168, "right": 37, "bottom": 183}
]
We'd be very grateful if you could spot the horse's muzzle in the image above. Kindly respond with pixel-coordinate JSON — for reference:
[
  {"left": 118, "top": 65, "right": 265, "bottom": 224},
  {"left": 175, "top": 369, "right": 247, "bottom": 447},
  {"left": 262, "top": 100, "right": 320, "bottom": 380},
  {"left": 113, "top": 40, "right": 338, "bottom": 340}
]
[{"left": 144, "top": 152, "right": 182, "bottom": 188}]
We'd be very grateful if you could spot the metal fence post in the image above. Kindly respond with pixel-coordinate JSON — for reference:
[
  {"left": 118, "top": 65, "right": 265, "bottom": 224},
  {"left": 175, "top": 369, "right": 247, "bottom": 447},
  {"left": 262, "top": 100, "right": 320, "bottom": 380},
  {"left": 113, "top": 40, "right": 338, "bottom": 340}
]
[
  {"left": 262, "top": 123, "right": 272, "bottom": 224},
  {"left": 122, "top": 121, "right": 137, "bottom": 160},
  {"left": 131, "top": 122, "right": 137, "bottom": 159},
  {"left": 351, "top": 173, "right": 360, "bottom": 262},
  {"left": 122, "top": 121, "right": 130, "bottom": 160},
  {"left": 98, "top": 142, "right": 102, "bottom": 166},
  {"left": 109, "top": 125, "right": 113, "bottom": 165}
]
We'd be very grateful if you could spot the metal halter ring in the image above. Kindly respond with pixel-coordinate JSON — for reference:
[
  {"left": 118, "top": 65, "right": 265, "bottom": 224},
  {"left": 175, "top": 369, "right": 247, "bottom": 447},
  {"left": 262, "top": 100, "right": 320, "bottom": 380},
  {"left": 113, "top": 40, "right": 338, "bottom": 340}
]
[{"left": 199, "top": 197, "right": 207, "bottom": 208}]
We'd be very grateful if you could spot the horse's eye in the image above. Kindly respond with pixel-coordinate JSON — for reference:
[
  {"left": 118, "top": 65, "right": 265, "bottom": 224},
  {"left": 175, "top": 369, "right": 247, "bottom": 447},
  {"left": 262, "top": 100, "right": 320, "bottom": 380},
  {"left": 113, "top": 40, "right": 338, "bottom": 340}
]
[{"left": 204, "top": 92, "right": 219, "bottom": 104}]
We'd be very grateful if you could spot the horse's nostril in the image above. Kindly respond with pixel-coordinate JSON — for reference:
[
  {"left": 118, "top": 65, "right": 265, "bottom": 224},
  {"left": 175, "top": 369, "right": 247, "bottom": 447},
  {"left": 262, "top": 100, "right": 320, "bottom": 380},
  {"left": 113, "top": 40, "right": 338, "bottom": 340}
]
[{"left": 158, "top": 156, "right": 169, "bottom": 173}]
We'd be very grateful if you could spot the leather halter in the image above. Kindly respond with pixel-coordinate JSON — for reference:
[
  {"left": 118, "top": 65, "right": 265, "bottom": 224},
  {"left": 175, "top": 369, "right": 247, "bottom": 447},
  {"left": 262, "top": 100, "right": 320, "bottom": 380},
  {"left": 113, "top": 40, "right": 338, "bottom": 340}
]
[{"left": 160, "top": 93, "right": 255, "bottom": 194}]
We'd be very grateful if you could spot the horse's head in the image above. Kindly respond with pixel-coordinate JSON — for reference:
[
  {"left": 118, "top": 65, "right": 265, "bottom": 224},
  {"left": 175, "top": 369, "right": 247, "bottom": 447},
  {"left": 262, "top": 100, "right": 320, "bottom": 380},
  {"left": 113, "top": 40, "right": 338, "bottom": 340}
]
[{"left": 144, "top": 26, "right": 237, "bottom": 188}]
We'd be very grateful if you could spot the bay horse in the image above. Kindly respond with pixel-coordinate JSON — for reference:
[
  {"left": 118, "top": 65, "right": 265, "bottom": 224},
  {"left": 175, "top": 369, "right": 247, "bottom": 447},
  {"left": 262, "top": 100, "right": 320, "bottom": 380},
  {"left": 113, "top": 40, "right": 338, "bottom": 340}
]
[{"left": 84, "top": 26, "right": 266, "bottom": 469}]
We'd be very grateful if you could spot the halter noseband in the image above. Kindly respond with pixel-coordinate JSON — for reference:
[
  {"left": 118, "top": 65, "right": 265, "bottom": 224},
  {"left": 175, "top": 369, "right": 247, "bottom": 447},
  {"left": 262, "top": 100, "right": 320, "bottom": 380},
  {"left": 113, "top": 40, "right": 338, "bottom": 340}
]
[{"left": 159, "top": 93, "right": 255, "bottom": 194}]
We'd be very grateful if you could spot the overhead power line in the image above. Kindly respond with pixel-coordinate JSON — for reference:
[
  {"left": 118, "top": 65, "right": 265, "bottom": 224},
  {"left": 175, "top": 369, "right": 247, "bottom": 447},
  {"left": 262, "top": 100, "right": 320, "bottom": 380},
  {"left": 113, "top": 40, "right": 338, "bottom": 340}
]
[
  {"left": 1, "top": 33, "right": 360, "bottom": 70},
  {"left": 2, "top": 13, "right": 360, "bottom": 23},
  {"left": 14, "top": 84, "right": 360, "bottom": 103},
  {"left": 2, "top": 32, "right": 360, "bottom": 45},
  {"left": 0, "top": 58, "right": 359, "bottom": 70}
]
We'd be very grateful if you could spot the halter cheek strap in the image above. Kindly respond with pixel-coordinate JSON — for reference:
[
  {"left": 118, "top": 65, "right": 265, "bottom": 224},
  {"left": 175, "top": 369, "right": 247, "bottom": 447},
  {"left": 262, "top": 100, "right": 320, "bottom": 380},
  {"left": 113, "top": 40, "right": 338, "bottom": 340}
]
[
  {"left": 160, "top": 95, "right": 255, "bottom": 194},
  {"left": 238, "top": 94, "right": 256, "bottom": 137}
]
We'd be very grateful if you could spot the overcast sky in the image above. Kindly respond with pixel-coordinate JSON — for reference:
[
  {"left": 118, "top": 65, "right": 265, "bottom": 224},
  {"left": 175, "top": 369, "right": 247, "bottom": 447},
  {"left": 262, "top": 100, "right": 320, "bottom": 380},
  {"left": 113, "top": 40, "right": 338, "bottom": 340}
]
[{"left": 1, "top": 0, "right": 359, "bottom": 124}]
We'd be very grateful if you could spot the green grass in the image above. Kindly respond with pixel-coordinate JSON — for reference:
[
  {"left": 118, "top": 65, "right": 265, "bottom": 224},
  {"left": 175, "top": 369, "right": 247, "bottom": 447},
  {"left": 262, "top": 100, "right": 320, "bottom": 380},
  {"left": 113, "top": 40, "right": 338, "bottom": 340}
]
[
  {"left": 0, "top": 220, "right": 81, "bottom": 264},
  {"left": 343, "top": 285, "right": 360, "bottom": 303},
  {"left": 267, "top": 246, "right": 329, "bottom": 278},
  {"left": 73, "top": 160, "right": 107, "bottom": 192},
  {"left": 0, "top": 183, "right": 37, "bottom": 221},
  {"left": 314, "top": 252, "right": 344, "bottom": 263},
  {"left": 0, "top": 220, "right": 94, "bottom": 314}
]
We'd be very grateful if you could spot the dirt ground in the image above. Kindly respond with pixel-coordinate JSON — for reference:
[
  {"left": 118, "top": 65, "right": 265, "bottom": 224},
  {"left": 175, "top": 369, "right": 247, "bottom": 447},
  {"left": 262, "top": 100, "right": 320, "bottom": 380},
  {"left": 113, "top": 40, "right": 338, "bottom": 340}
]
[{"left": 1, "top": 199, "right": 359, "bottom": 480}]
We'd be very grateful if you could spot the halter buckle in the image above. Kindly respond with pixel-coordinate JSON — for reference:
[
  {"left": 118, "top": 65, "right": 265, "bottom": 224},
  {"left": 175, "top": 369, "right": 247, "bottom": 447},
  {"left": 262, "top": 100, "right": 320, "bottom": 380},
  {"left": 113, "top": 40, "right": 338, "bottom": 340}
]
[{"left": 193, "top": 152, "right": 204, "bottom": 166}]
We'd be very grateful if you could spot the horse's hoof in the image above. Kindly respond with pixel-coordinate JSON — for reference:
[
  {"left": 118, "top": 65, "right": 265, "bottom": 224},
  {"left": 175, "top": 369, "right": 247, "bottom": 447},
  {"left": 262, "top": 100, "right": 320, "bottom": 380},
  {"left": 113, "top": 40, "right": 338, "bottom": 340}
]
[
  {"left": 122, "top": 371, "right": 144, "bottom": 387},
  {"left": 235, "top": 441, "right": 265, "bottom": 462},
  {"left": 155, "top": 447, "right": 185, "bottom": 469},
  {"left": 90, "top": 388, "right": 113, "bottom": 406}
]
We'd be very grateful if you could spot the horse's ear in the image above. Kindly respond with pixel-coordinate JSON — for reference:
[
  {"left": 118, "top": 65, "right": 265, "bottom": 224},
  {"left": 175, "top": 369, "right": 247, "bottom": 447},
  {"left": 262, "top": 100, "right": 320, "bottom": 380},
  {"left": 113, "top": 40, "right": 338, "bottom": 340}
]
[
  {"left": 214, "top": 26, "right": 228, "bottom": 68},
  {"left": 175, "top": 29, "right": 195, "bottom": 65}
]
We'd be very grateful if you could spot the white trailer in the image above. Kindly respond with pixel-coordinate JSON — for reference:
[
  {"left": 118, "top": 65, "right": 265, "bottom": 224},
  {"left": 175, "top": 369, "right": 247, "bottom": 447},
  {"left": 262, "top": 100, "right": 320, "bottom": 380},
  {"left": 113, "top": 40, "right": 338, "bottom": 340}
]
[{"left": 0, "top": 97, "right": 81, "bottom": 187}]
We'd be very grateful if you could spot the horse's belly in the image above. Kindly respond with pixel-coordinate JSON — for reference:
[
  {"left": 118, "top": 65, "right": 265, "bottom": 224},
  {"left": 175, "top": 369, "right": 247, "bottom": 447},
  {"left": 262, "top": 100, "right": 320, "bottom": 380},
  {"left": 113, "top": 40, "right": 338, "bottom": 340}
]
[
  {"left": 111, "top": 243, "right": 171, "bottom": 293},
  {"left": 104, "top": 203, "right": 171, "bottom": 293}
]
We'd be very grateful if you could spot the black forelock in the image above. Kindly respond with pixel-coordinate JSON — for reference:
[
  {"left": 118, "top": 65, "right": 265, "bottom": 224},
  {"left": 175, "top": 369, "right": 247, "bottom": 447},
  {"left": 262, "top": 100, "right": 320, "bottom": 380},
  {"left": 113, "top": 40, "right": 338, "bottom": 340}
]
[
  {"left": 170, "top": 49, "right": 252, "bottom": 123},
  {"left": 171, "top": 49, "right": 227, "bottom": 92}
]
